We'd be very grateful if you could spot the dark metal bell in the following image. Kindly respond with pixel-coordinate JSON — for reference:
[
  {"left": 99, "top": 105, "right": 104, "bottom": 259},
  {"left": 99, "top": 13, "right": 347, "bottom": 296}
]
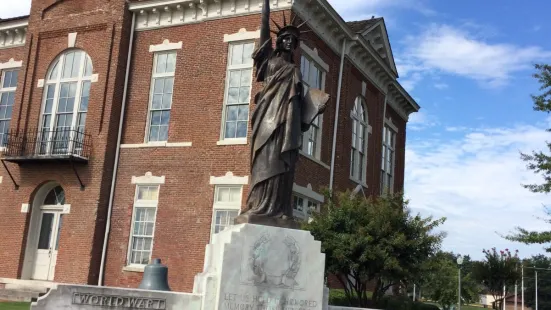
[{"left": 138, "top": 258, "right": 171, "bottom": 291}]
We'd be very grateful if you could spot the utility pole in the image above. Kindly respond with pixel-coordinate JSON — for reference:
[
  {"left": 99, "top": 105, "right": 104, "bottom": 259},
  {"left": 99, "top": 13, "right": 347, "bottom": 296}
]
[
  {"left": 536, "top": 270, "right": 538, "bottom": 310},
  {"left": 514, "top": 282, "right": 518, "bottom": 310},
  {"left": 503, "top": 285, "right": 506, "bottom": 310},
  {"left": 521, "top": 266, "right": 524, "bottom": 310}
]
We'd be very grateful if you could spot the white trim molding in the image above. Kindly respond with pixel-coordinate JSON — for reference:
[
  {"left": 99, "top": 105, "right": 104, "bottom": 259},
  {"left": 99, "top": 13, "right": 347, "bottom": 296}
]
[
  {"left": 68, "top": 32, "right": 77, "bottom": 48},
  {"left": 21, "top": 203, "right": 29, "bottom": 213},
  {"left": 37, "top": 79, "right": 44, "bottom": 88},
  {"left": 121, "top": 142, "right": 192, "bottom": 148},
  {"left": 293, "top": 183, "right": 325, "bottom": 203},
  {"left": 0, "top": 176, "right": 2, "bottom": 184},
  {"left": 130, "top": 0, "right": 292, "bottom": 31},
  {"left": 62, "top": 204, "right": 71, "bottom": 214},
  {"left": 385, "top": 117, "right": 399, "bottom": 133},
  {"left": 210, "top": 172, "right": 249, "bottom": 185},
  {"left": 217, "top": 138, "right": 247, "bottom": 146},
  {"left": 123, "top": 265, "right": 145, "bottom": 273},
  {"left": 132, "top": 172, "right": 166, "bottom": 185},
  {"left": 149, "top": 39, "right": 183, "bottom": 52},
  {"left": 224, "top": 28, "right": 261, "bottom": 42},
  {"left": 300, "top": 42, "right": 330, "bottom": 73},
  {"left": 0, "top": 58, "right": 23, "bottom": 70},
  {"left": 0, "top": 18, "right": 28, "bottom": 49}
]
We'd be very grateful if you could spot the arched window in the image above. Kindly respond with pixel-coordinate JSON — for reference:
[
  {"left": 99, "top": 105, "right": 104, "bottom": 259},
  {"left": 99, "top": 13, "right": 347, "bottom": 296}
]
[
  {"left": 350, "top": 97, "right": 369, "bottom": 183},
  {"left": 40, "top": 50, "right": 93, "bottom": 154},
  {"left": 43, "top": 185, "right": 66, "bottom": 205}
]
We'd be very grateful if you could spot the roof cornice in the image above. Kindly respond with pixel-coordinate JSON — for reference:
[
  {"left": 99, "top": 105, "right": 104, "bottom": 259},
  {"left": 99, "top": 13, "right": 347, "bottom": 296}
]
[{"left": 0, "top": 17, "right": 28, "bottom": 49}]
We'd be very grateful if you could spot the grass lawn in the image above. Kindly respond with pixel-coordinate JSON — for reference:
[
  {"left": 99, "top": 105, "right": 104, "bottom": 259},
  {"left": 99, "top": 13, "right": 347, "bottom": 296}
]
[{"left": 0, "top": 302, "right": 30, "bottom": 310}]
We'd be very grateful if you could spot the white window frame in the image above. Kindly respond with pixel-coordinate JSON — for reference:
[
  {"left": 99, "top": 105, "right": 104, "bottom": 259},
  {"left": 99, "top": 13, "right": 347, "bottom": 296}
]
[
  {"left": 299, "top": 54, "right": 326, "bottom": 160},
  {"left": 126, "top": 184, "right": 160, "bottom": 269},
  {"left": 350, "top": 96, "right": 371, "bottom": 186},
  {"left": 293, "top": 194, "right": 321, "bottom": 222},
  {"left": 145, "top": 51, "right": 177, "bottom": 144},
  {"left": 210, "top": 185, "right": 243, "bottom": 241},
  {"left": 39, "top": 50, "right": 94, "bottom": 155},
  {"left": 0, "top": 68, "right": 18, "bottom": 148},
  {"left": 292, "top": 183, "right": 324, "bottom": 222},
  {"left": 219, "top": 41, "right": 255, "bottom": 145},
  {"left": 381, "top": 121, "right": 397, "bottom": 194}
]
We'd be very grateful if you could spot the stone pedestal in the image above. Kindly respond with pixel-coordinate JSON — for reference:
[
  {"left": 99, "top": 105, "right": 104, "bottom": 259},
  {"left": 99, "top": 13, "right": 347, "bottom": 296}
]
[{"left": 193, "top": 224, "right": 326, "bottom": 310}]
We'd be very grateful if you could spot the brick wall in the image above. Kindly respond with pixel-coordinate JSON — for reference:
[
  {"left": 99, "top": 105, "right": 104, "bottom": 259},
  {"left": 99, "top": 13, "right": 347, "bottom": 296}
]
[
  {"left": 0, "top": 0, "right": 410, "bottom": 292},
  {"left": 0, "top": 0, "right": 131, "bottom": 284}
]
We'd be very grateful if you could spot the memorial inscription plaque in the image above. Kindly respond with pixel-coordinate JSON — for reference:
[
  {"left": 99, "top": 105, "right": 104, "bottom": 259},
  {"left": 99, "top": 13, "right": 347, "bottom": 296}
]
[{"left": 72, "top": 292, "right": 166, "bottom": 309}]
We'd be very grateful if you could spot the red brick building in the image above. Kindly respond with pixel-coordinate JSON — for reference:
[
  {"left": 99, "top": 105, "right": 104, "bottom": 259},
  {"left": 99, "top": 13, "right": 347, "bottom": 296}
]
[{"left": 0, "top": 0, "right": 418, "bottom": 293}]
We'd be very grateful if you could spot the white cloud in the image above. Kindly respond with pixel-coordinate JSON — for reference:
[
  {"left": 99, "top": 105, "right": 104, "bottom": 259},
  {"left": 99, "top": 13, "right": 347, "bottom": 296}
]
[
  {"left": 407, "top": 110, "right": 438, "bottom": 131},
  {"left": 434, "top": 83, "right": 449, "bottom": 90},
  {"left": 398, "top": 24, "right": 551, "bottom": 89},
  {"left": 406, "top": 122, "right": 551, "bottom": 259},
  {"left": 0, "top": 0, "right": 31, "bottom": 18}
]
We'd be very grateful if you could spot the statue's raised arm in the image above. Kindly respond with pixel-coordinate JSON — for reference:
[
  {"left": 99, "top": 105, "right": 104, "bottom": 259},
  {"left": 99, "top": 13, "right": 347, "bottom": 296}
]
[{"left": 252, "top": 0, "right": 273, "bottom": 82}]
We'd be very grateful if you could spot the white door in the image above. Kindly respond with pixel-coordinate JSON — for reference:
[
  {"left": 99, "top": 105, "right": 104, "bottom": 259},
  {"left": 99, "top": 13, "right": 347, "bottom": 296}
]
[{"left": 32, "top": 211, "right": 63, "bottom": 281}]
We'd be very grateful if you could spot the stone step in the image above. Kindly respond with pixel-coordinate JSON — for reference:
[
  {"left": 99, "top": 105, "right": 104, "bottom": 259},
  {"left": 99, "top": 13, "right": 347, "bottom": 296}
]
[{"left": 0, "top": 288, "right": 42, "bottom": 302}]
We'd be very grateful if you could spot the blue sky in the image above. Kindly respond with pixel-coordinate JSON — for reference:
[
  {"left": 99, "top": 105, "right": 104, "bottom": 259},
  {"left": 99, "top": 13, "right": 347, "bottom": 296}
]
[{"left": 3, "top": 0, "right": 551, "bottom": 260}]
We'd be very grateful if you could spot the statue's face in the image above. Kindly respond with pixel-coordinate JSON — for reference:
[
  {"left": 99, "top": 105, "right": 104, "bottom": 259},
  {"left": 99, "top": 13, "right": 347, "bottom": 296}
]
[{"left": 280, "top": 35, "right": 297, "bottom": 52}]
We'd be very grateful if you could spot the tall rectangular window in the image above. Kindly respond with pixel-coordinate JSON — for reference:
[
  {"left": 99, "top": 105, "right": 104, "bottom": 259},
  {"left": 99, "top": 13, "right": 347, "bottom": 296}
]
[
  {"left": 300, "top": 56, "right": 324, "bottom": 159},
  {"left": 211, "top": 186, "right": 242, "bottom": 238},
  {"left": 221, "top": 42, "right": 254, "bottom": 141},
  {"left": 128, "top": 185, "right": 159, "bottom": 266},
  {"left": 0, "top": 69, "right": 18, "bottom": 147},
  {"left": 147, "top": 52, "right": 176, "bottom": 142},
  {"left": 381, "top": 124, "right": 396, "bottom": 194}
]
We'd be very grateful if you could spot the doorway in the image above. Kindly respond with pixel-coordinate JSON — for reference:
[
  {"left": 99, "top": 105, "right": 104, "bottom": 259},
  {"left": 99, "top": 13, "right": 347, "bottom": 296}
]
[{"left": 22, "top": 184, "right": 68, "bottom": 281}]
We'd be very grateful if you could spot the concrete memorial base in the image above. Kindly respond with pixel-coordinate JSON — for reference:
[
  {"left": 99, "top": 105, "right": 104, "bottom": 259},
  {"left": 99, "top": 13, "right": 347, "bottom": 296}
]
[
  {"left": 193, "top": 224, "right": 326, "bottom": 310},
  {"left": 31, "top": 284, "right": 202, "bottom": 310},
  {"left": 31, "top": 224, "right": 329, "bottom": 310}
]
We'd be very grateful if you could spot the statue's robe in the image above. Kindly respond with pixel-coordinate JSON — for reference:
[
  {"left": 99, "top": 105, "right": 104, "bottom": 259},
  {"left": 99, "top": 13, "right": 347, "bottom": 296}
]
[{"left": 245, "top": 39, "right": 329, "bottom": 218}]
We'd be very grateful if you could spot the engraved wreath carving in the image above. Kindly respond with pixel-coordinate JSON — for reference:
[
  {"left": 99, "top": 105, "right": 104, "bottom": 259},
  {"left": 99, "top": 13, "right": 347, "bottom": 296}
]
[{"left": 249, "top": 233, "right": 301, "bottom": 289}]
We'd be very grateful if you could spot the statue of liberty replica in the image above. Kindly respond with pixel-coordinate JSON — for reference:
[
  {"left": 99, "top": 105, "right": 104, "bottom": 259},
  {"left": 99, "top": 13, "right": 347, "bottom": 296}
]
[{"left": 235, "top": 0, "right": 329, "bottom": 229}]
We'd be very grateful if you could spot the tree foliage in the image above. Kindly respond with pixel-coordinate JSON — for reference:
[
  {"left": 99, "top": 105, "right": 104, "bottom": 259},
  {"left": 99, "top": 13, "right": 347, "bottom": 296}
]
[
  {"left": 420, "top": 252, "right": 479, "bottom": 310},
  {"left": 304, "top": 191, "right": 446, "bottom": 307},
  {"left": 523, "top": 255, "right": 551, "bottom": 310},
  {"left": 507, "top": 64, "right": 551, "bottom": 251},
  {"left": 472, "top": 248, "right": 521, "bottom": 309}
]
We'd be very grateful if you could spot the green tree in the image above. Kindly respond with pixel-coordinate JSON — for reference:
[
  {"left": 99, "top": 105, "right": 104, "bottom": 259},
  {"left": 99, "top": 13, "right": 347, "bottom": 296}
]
[
  {"left": 507, "top": 64, "right": 551, "bottom": 251},
  {"left": 420, "top": 252, "right": 480, "bottom": 310},
  {"left": 523, "top": 255, "right": 551, "bottom": 310},
  {"left": 472, "top": 248, "right": 521, "bottom": 309},
  {"left": 304, "top": 191, "right": 446, "bottom": 307}
]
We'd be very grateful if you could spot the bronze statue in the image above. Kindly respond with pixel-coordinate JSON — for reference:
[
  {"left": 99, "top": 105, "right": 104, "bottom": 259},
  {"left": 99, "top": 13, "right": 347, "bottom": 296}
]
[{"left": 234, "top": 0, "right": 329, "bottom": 228}]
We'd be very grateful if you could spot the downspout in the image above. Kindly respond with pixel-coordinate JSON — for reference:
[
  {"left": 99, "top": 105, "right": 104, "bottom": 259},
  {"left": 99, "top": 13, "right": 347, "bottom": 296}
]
[
  {"left": 98, "top": 11, "right": 136, "bottom": 286},
  {"left": 329, "top": 39, "right": 347, "bottom": 191}
]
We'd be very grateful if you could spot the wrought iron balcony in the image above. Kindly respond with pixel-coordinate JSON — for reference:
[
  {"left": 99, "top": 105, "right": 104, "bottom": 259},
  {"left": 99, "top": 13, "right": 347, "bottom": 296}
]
[{"left": 1, "top": 128, "right": 92, "bottom": 164}]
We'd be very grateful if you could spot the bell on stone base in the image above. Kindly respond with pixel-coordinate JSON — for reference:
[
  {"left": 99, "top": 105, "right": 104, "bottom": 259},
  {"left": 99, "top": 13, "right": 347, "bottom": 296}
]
[{"left": 138, "top": 258, "right": 171, "bottom": 291}]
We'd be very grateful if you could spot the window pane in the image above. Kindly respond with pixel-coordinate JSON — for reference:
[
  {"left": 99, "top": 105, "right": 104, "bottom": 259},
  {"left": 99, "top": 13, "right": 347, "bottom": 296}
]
[
  {"left": 80, "top": 81, "right": 91, "bottom": 112},
  {"left": 217, "top": 187, "right": 230, "bottom": 202},
  {"left": 49, "top": 61, "right": 59, "bottom": 80},
  {"left": 228, "top": 87, "right": 239, "bottom": 104},
  {"left": 229, "top": 70, "right": 241, "bottom": 87},
  {"left": 224, "top": 122, "right": 236, "bottom": 139},
  {"left": 138, "top": 186, "right": 159, "bottom": 201},
  {"left": 156, "top": 54, "right": 167, "bottom": 74},
  {"left": 213, "top": 210, "right": 239, "bottom": 235},
  {"left": 243, "top": 43, "right": 254, "bottom": 65},
  {"left": 84, "top": 56, "right": 93, "bottom": 77},
  {"left": 38, "top": 213, "right": 54, "bottom": 250},
  {"left": 240, "top": 69, "right": 252, "bottom": 85},
  {"left": 239, "top": 86, "right": 250, "bottom": 103},
  {"left": 166, "top": 53, "right": 176, "bottom": 73},
  {"left": 71, "top": 52, "right": 82, "bottom": 78},
  {"left": 231, "top": 44, "right": 244, "bottom": 65}
]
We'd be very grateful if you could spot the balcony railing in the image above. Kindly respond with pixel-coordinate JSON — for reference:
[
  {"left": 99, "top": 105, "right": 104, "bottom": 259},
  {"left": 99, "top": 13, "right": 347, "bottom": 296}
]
[{"left": 1, "top": 128, "right": 92, "bottom": 163}]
